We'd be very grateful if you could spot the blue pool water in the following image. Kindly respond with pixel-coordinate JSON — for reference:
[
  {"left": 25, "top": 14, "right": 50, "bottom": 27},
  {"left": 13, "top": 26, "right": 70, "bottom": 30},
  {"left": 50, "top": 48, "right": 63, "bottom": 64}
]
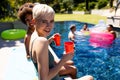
[{"left": 50, "top": 21, "right": 120, "bottom": 80}]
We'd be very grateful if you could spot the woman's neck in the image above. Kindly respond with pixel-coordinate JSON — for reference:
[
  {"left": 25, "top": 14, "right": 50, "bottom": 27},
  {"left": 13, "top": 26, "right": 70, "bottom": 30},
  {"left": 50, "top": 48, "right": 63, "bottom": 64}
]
[
  {"left": 35, "top": 30, "right": 46, "bottom": 38},
  {"left": 27, "top": 27, "right": 34, "bottom": 34}
]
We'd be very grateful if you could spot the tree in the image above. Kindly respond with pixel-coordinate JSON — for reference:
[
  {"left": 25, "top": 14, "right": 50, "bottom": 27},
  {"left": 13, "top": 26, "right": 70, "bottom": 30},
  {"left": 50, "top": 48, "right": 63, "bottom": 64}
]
[
  {"left": 62, "top": 0, "right": 73, "bottom": 11},
  {"left": 85, "top": 0, "right": 89, "bottom": 11},
  {"left": 53, "top": 1, "right": 61, "bottom": 13},
  {"left": 0, "top": 0, "right": 11, "bottom": 18},
  {"left": 110, "top": 0, "right": 114, "bottom": 7}
]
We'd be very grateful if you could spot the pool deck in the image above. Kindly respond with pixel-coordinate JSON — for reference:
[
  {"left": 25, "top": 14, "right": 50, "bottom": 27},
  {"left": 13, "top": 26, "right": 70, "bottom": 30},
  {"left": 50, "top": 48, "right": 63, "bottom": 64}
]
[
  {"left": 0, "top": 47, "right": 11, "bottom": 80},
  {"left": 0, "top": 38, "right": 20, "bottom": 80},
  {"left": 0, "top": 38, "right": 38, "bottom": 80}
]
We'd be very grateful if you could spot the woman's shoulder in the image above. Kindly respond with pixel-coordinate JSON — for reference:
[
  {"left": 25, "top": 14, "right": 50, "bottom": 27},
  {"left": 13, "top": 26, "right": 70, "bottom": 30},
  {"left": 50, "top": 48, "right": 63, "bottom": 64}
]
[
  {"left": 35, "top": 37, "right": 48, "bottom": 45},
  {"left": 111, "top": 30, "right": 115, "bottom": 32},
  {"left": 37, "top": 37, "right": 47, "bottom": 42},
  {"left": 31, "top": 32, "right": 48, "bottom": 44}
]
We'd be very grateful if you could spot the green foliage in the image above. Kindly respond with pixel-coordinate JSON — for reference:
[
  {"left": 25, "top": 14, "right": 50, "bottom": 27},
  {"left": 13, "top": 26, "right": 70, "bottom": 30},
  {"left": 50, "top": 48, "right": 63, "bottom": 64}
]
[
  {"left": 62, "top": 0, "right": 73, "bottom": 10},
  {"left": 0, "top": 0, "right": 10, "bottom": 17},
  {"left": 75, "top": 3, "right": 86, "bottom": 11},
  {"left": 0, "top": 0, "right": 113, "bottom": 22},
  {"left": 0, "top": 16, "right": 18, "bottom": 22},
  {"left": 97, "top": 0, "right": 108, "bottom": 9},
  {"left": 74, "top": 0, "right": 85, "bottom": 3},
  {"left": 89, "top": 2, "right": 96, "bottom": 9},
  {"left": 52, "top": 2, "right": 61, "bottom": 13}
]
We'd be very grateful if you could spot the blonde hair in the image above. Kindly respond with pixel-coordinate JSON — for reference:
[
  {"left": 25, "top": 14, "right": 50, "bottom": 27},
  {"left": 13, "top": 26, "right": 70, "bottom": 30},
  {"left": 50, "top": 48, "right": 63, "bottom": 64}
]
[{"left": 33, "top": 4, "right": 55, "bottom": 19}]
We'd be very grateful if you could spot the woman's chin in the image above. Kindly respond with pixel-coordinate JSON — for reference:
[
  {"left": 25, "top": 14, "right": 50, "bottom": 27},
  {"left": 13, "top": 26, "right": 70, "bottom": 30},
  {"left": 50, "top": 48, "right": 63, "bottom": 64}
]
[{"left": 45, "top": 33, "right": 50, "bottom": 37}]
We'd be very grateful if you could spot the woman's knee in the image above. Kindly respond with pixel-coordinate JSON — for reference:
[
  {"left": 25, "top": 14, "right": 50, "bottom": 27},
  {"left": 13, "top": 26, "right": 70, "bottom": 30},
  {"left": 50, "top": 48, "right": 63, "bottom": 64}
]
[
  {"left": 78, "top": 75, "right": 93, "bottom": 80},
  {"left": 86, "top": 75, "right": 93, "bottom": 80}
]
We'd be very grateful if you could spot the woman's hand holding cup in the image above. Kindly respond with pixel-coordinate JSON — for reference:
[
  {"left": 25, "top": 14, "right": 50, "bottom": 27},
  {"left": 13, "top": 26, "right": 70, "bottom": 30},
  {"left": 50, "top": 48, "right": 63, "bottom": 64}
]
[{"left": 53, "top": 33, "right": 61, "bottom": 46}]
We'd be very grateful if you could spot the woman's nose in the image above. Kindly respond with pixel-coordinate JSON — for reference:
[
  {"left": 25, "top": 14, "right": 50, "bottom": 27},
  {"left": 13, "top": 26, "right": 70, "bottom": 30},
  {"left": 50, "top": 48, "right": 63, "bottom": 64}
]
[{"left": 46, "top": 22, "right": 51, "bottom": 27}]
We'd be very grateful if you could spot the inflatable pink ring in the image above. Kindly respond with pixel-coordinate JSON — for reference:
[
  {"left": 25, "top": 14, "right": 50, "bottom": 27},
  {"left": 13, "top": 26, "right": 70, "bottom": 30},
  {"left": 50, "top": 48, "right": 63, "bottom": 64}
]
[{"left": 89, "top": 32, "right": 114, "bottom": 47}]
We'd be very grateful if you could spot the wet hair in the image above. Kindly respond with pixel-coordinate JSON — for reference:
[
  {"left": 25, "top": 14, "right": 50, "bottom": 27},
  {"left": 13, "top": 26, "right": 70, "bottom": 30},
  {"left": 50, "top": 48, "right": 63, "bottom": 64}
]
[
  {"left": 33, "top": 4, "right": 55, "bottom": 20},
  {"left": 108, "top": 24, "right": 114, "bottom": 28},
  {"left": 84, "top": 23, "right": 87, "bottom": 25},
  {"left": 17, "top": 2, "right": 34, "bottom": 24},
  {"left": 70, "top": 24, "right": 76, "bottom": 30}
]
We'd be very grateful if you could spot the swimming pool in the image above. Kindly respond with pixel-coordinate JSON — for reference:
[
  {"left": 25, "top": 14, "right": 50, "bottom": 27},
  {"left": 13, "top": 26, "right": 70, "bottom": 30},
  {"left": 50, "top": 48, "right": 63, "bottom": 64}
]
[{"left": 50, "top": 21, "right": 120, "bottom": 80}]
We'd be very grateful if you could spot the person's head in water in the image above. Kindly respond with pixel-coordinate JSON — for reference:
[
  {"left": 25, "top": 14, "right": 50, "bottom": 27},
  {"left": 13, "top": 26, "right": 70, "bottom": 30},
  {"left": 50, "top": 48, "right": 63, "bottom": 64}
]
[
  {"left": 107, "top": 24, "right": 114, "bottom": 32},
  {"left": 70, "top": 24, "right": 76, "bottom": 32}
]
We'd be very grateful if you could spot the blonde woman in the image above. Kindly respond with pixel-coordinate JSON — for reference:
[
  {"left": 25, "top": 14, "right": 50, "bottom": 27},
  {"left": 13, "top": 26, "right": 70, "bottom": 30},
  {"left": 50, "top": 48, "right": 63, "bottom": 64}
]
[
  {"left": 30, "top": 4, "right": 93, "bottom": 80},
  {"left": 18, "top": 2, "right": 77, "bottom": 79}
]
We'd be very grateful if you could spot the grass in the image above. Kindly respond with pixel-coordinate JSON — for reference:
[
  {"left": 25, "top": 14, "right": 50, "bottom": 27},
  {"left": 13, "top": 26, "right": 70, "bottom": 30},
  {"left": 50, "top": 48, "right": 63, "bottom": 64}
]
[
  {"left": 0, "top": 14, "right": 107, "bottom": 25},
  {"left": 55, "top": 14, "right": 107, "bottom": 25}
]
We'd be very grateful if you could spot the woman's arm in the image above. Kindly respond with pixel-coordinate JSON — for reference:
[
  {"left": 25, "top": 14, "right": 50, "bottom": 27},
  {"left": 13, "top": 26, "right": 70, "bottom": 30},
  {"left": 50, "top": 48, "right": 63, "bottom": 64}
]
[
  {"left": 111, "top": 31, "right": 116, "bottom": 39},
  {"left": 24, "top": 35, "right": 30, "bottom": 58},
  {"left": 48, "top": 33, "right": 60, "bottom": 44},
  {"left": 35, "top": 37, "right": 61, "bottom": 80},
  {"left": 35, "top": 37, "right": 74, "bottom": 80},
  {"left": 48, "top": 36, "right": 54, "bottom": 44}
]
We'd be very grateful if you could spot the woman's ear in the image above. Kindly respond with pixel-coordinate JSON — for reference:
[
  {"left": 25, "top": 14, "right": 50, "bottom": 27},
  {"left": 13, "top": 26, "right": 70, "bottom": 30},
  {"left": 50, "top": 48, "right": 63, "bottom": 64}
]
[{"left": 32, "top": 19, "right": 35, "bottom": 25}]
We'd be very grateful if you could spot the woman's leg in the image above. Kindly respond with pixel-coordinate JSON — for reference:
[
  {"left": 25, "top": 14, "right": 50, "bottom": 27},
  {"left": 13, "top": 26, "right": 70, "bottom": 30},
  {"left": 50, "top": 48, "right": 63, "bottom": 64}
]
[
  {"left": 64, "top": 75, "right": 93, "bottom": 80},
  {"left": 76, "top": 75, "right": 93, "bottom": 80},
  {"left": 59, "top": 65, "right": 77, "bottom": 79}
]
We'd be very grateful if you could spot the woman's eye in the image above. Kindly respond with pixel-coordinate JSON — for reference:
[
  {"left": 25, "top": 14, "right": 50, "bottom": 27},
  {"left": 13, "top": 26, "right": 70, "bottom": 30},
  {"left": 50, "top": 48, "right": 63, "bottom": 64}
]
[
  {"left": 50, "top": 20, "right": 54, "bottom": 23},
  {"left": 42, "top": 20, "right": 47, "bottom": 23}
]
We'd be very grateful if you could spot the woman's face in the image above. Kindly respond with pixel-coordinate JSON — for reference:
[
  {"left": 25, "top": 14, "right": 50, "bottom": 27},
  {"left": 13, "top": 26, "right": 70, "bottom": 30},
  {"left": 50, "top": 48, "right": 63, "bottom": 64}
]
[
  {"left": 83, "top": 25, "right": 87, "bottom": 30},
  {"left": 25, "top": 14, "right": 34, "bottom": 28},
  {"left": 107, "top": 26, "right": 112, "bottom": 31},
  {"left": 35, "top": 15, "right": 54, "bottom": 37},
  {"left": 73, "top": 27, "right": 76, "bottom": 32}
]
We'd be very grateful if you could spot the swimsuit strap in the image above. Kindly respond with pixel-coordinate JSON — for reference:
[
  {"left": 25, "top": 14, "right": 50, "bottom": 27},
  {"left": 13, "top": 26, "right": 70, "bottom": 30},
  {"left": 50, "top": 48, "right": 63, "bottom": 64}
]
[
  {"left": 30, "top": 37, "right": 38, "bottom": 57},
  {"left": 30, "top": 37, "right": 38, "bottom": 71}
]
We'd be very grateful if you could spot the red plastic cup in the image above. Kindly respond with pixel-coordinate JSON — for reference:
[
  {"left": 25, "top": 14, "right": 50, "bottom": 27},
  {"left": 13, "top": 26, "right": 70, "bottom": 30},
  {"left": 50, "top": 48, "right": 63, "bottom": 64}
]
[
  {"left": 54, "top": 34, "right": 61, "bottom": 46},
  {"left": 64, "top": 41, "right": 74, "bottom": 54}
]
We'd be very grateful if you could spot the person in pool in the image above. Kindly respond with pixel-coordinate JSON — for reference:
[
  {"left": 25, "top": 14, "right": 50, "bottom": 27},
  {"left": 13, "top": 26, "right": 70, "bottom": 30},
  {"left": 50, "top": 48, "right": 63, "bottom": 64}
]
[
  {"left": 29, "top": 4, "right": 93, "bottom": 80},
  {"left": 80, "top": 23, "right": 89, "bottom": 32},
  {"left": 18, "top": 2, "right": 77, "bottom": 79},
  {"left": 105, "top": 24, "right": 116, "bottom": 40},
  {"left": 68, "top": 24, "right": 76, "bottom": 42}
]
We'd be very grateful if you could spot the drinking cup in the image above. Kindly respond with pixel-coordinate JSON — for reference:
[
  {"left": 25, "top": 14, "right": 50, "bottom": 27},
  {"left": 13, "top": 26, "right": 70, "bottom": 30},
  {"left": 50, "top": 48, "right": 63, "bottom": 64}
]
[
  {"left": 54, "top": 34, "right": 61, "bottom": 46},
  {"left": 64, "top": 41, "right": 74, "bottom": 54}
]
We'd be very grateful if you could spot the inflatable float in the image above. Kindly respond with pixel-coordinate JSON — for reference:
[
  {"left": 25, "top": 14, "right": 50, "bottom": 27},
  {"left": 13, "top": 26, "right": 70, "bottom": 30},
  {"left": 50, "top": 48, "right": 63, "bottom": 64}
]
[
  {"left": 82, "top": 31, "right": 90, "bottom": 36},
  {"left": 75, "top": 31, "right": 90, "bottom": 36},
  {"left": 89, "top": 32, "right": 114, "bottom": 47},
  {"left": 1, "top": 29, "right": 26, "bottom": 40}
]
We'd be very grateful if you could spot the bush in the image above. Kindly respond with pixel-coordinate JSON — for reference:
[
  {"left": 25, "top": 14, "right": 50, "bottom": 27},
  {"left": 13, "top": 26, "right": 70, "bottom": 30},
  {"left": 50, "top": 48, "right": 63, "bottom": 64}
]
[
  {"left": 97, "top": 0, "right": 108, "bottom": 9},
  {"left": 0, "top": 16, "right": 17, "bottom": 22},
  {"left": 52, "top": 2, "right": 61, "bottom": 13},
  {"left": 67, "top": 7, "right": 73, "bottom": 14},
  {"left": 62, "top": 0, "right": 73, "bottom": 11},
  {"left": 89, "top": 2, "right": 96, "bottom": 9},
  {"left": 75, "top": 3, "right": 86, "bottom": 11}
]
